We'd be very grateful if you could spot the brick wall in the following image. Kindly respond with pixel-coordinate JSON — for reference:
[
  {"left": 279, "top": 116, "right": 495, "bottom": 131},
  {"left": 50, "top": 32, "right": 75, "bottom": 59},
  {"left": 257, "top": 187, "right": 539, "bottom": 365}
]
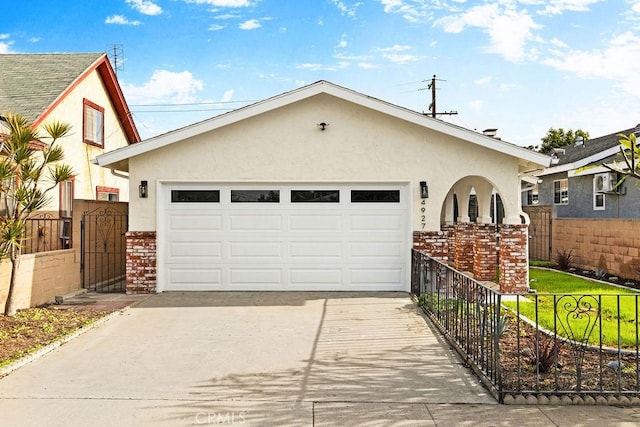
[
  {"left": 473, "top": 224, "right": 498, "bottom": 281},
  {"left": 126, "top": 231, "right": 157, "bottom": 294},
  {"left": 553, "top": 218, "right": 640, "bottom": 281},
  {"left": 499, "top": 224, "right": 529, "bottom": 293},
  {"left": 413, "top": 231, "right": 448, "bottom": 262},
  {"left": 454, "top": 223, "right": 475, "bottom": 272}
]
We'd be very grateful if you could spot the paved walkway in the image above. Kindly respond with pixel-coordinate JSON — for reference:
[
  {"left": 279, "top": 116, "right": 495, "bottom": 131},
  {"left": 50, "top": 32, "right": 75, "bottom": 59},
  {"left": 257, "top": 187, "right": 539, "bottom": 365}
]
[{"left": 0, "top": 292, "right": 639, "bottom": 426}]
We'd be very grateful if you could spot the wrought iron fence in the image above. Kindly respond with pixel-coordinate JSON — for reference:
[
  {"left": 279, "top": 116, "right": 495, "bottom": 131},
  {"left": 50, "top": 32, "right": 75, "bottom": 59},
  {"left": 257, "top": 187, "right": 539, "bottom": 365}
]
[
  {"left": 412, "top": 249, "right": 640, "bottom": 403},
  {"left": 22, "top": 214, "right": 71, "bottom": 254}
]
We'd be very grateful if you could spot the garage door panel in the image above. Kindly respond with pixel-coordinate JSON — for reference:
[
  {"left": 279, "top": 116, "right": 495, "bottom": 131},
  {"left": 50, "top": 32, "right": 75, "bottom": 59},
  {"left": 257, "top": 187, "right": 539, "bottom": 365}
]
[
  {"left": 350, "top": 215, "right": 404, "bottom": 231},
  {"left": 230, "top": 269, "right": 282, "bottom": 285},
  {"left": 350, "top": 242, "right": 402, "bottom": 258},
  {"left": 229, "top": 215, "right": 282, "bottom": 231},
  {"left": 169, "top": 268, "right": 222, "bottom": 287},
  {"left": 350, "top": 268, "right": 403, "bottom": 284},
  {"left": 168, "top": 242, "right": 222, "bottom": 260},
  {"left": 289, "top": 269, "right": 343, "bottom": 285},
  {"left": 289, "top": 241, "right": 342, "bottom": 258},
  {"left": 288, "top": 215, "right": 342, "bottom": 231},
  {"left": 169, "top": 214, "right": 222, "bottom": 231},
  {"left": 229, "top": 241, "right": 282, "bottom": 258}
]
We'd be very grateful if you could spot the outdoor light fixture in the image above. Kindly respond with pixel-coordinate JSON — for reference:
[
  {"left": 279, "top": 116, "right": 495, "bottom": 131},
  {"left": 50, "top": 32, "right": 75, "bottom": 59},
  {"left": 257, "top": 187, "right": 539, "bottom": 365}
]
[
  {"left": 139, "top": 180, "right": 148, "bottom": 198},
  {"left": 420, "top": 181, "right": 429, "bottom": 199},
  {"left": 318, "top": 122, "right": 329, "bottom": 131}
]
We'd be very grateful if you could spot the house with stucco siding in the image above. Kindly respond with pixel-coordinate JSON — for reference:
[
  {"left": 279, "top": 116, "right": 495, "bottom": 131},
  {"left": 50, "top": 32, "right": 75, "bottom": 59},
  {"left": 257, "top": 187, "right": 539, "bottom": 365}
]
[
  {"left": 0, "top": 53, "right": 140, "bottom": 221},
  {"left": 96, "top": 81, "right": 549, "bottom": 294}
]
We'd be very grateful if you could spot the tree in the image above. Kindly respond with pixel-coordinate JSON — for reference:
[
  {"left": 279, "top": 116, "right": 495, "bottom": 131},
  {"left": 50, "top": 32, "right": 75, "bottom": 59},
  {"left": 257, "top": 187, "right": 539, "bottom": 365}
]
[
  {"left": 537, "top": 127, "right": 590, "bottom": 154},
  {"left": 604, "top": 132, "right": 640, "bottom": 185},
  {"left": 0, "top": 113, "right": 74, "bottom": 316}
]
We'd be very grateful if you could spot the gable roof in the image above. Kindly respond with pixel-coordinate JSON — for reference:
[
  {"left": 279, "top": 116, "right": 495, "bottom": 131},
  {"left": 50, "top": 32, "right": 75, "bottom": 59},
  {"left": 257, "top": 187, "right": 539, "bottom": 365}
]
[
  {"left": 538, "top": 124, "right": 639, "bottom": 176},
  {"left": 95, "top": 80, "right": 550, "bottom": 172},
  {"left": 0, "top": 53, "right": 140, "bottom": 144}
]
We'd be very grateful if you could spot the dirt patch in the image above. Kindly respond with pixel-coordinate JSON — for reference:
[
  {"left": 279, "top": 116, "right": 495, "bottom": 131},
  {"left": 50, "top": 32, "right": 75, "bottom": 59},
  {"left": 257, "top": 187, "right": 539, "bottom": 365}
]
[
  {"left": 0, "top": 307, "right": 112, "bottom": 369},
  {"left": 499, "top": 319, "right": 639, "bottom": 394}
]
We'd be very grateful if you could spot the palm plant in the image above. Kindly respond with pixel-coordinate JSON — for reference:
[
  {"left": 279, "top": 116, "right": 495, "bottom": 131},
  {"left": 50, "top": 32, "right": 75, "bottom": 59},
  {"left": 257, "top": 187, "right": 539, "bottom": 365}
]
[
  {"left": 605, "top": 133, "right": 640, "bottom": 185},
  {"left": 0, "top": 113, "right": 74, "bottom": 316}
]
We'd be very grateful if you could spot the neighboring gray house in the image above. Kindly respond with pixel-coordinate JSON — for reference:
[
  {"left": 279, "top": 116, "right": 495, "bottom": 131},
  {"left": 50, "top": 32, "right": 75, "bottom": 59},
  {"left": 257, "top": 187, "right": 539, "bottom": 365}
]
[
  {"left": 523, "top": 125, "right": 640, "bottom": 278},
  {"left": 523, "top": 125, "right": 640, "bottom": 218}
]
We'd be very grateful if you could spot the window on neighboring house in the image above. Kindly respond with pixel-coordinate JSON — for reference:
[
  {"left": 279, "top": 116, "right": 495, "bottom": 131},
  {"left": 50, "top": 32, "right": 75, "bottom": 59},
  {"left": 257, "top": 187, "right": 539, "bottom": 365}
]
[
  {"left": 83, "top": 99, "right": 104, "bottom": 147},
  {"left": 60, "top": 179, "right": 74, "bottom": 218},
  {"left": 593, "top": 180, "right": 605, "bottom": 211},
  {"left": 96, "top": 186, "right": 119, "bottom": 202},
  {"left": 526, "top": 184, "right": 539, "bottom": 205},
  {"left": 553, "top": 179, "right": 568, "bottom": 205}
]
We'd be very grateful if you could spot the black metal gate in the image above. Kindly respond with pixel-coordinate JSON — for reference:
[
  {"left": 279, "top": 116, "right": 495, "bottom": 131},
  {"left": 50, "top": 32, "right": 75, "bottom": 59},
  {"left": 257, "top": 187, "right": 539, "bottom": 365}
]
[{"left": 81, "top": 206, "right": 128, "bottom": 292}]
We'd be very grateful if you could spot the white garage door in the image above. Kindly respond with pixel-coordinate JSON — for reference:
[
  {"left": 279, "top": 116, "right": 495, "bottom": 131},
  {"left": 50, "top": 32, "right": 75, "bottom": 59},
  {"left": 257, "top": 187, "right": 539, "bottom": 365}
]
[{"left": 160, "top": 184, "right": 410, "bottom": 291}]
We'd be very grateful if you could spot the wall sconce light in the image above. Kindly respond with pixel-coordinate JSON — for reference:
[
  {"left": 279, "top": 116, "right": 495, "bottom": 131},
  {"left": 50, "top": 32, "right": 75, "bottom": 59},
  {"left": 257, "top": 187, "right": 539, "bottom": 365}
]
[
  {"left": 420, "top": 181, "right": 429, "bottom": 199},
  {"left": 317, "top": 122, "right": 329, "bottom": 131},
  {"left": 139, "top": 180, "right": 148, "bottom": 198}
]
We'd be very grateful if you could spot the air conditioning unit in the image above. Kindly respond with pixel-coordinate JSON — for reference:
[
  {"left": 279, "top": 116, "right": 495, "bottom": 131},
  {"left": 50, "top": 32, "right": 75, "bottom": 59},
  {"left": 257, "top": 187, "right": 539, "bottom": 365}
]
[{"left": 594, "top": 172, "right": 616, "bottom": 193}]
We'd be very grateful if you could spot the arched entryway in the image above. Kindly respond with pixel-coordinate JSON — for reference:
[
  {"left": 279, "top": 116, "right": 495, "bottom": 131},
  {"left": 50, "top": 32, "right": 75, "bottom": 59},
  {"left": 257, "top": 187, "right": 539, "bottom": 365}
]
[{"left": 415, "top": 175, "right": 529, "bottom": 293}]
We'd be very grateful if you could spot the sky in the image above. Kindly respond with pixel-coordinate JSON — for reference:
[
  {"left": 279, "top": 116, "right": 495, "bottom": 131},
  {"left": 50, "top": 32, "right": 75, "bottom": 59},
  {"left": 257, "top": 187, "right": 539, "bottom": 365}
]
[{"left": 2, "top": 0, "right": 640, "bottom": 148}]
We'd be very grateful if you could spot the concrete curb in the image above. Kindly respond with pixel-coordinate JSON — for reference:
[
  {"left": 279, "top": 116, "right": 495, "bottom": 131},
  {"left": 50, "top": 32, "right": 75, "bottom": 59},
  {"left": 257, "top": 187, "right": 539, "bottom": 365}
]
[{"left": 0, "top": 296, "right": 148, "bottom": 379}]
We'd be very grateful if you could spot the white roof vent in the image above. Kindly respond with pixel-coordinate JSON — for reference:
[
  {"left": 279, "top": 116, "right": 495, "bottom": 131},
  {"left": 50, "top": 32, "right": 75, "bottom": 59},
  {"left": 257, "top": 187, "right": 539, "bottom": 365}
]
[
  {"left": 574, "top": 135, "right": 584, "bottom": 146},
  {"left": 482, "top": 128, "right": 498, "bottom": 137}
]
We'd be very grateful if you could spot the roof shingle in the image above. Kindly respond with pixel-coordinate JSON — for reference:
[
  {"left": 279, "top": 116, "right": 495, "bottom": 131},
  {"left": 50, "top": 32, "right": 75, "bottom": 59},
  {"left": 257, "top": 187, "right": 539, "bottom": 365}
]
[{"left": 0, "top": 53, "right": 103, "bottom": 122}]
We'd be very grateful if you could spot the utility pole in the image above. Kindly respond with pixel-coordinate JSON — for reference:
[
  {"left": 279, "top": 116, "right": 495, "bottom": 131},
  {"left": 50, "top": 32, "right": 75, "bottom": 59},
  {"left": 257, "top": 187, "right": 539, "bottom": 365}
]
[
  {"left": 107, "top": 44, "right": 124, "bottom": 76},
  {"left": 426, "top": 74, "right": 458, "bottom": 118}
]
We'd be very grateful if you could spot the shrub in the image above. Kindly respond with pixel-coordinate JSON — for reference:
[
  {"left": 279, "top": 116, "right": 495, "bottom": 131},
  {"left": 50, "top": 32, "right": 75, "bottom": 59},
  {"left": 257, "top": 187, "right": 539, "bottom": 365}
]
[
  {"left": 554, "top": 248, "right": 575, "bottom": 271},
  {"left": 528, "top": 334, "right": 559, "bottom": 373}
]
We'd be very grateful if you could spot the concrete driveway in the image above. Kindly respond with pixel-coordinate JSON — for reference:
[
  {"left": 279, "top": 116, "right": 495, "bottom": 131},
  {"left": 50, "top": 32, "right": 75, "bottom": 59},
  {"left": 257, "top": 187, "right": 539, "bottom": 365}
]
[{"left": 0, "top": 292, "right": 495, "bottom": 426}]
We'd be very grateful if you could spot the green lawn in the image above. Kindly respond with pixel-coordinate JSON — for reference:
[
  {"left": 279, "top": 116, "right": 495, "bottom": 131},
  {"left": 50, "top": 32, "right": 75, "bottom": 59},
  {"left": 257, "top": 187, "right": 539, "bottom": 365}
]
[{"left": 503, "top": 268, "right": 640, "bottom": 349}]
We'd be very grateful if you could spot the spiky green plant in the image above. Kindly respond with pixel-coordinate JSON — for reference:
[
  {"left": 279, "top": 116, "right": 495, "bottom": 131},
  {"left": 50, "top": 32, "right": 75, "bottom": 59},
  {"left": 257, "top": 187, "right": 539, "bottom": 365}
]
[{"left": 0, "top": 113, "right": 74, "bottom": 316}]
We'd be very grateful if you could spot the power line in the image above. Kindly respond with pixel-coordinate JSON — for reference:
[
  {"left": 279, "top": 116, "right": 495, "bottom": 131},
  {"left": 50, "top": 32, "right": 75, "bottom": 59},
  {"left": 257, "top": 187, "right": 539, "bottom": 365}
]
[{"left": 128, "top": 100, "right": 258, "bottom": 107}]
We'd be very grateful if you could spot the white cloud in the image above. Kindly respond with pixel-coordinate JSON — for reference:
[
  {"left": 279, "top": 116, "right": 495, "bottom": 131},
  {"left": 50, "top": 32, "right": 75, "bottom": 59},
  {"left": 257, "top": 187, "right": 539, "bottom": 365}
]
[
  {"left": 331, "top": 1, "right": 363, "bottom": 17},
  {"left": 474, "top": 76, "right": 492, "bottom": 85},
  {"left": 221, "top": 89, "right": 234, "bottom": 102},
  {"left": 123, "top": 70, "right": 204, "bottom": 104},
  {"left": 239, "top": 19, "right": 261, "bottom": 30},
  {"left": 358, "top": 62, "right": 378, "bottom": 69},
  {"left": 215, "top": 14, "right": 241, "bottom": 19},
  {"left": 208, "top": 24, "right": 225, "bottom": 31},
  {"left": 295, "top": 62, "right": 347, "bottom": 71},
  {"left": 435, "top": 4, "right": 541, "bottom": 62},
  {"left": 186, "top": 0, "right": 255, "bottom": 6},
  {"left": 105, "top": 15, "right": 142, "bottom": 25},
  {"left": 542, "top": 31, "right": 640, "bottom": 96},
  {"left": 0, "top": 34, "right": 9, "bottom": 40},
  {"left": 538, "top": 0, "right": 602, "bottom": 16},
  {"left": 382, "top": 53, "right": 419, "bottom": 63},
  {"left": 378, "top": 0, "right": 432, "bottom": 23},
  {"left": 127, "top": 0, "right": 162, "bottom": 15},
  {"left": 0, "top": 42, "right": 13, "bottom": 53},
  {"left": 378, "top": 44, "right": 411, "bottom": 52},
  {"left": 29, "top": 37, "right": 41, "bottom": 43},
  {"left": 336, "top": 34, "right": 348, "bottom": 48}
]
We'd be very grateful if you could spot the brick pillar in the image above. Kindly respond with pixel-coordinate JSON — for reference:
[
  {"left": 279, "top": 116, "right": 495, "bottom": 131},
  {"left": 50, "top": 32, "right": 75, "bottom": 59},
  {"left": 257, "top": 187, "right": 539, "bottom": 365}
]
[
  {"left": 413, "top": 230, "right": 448, "bottom": 263},
  {"left": 126, "top": 231, "right": 157, "bottom": 294},
  {"left": 441, "top": 224, "right": 456, "bottom": 266},
  {"left": 473, "top": 223, "right": 497, "bottom": 281},
  {"left": 454, "top": 223, "right": 475, "bottom": 272},
  {"left": 499, "top": 224, "right": 529, "bottom": 293}
]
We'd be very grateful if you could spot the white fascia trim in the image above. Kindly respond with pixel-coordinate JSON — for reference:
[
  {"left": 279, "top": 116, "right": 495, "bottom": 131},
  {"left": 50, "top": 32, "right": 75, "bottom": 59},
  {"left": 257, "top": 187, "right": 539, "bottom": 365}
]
[
  {"left": 537, "top": 145, "right": 622, "bottom": 176},
  {"left": 96, "top": 81, "right": 551, "bottom": 169}
]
